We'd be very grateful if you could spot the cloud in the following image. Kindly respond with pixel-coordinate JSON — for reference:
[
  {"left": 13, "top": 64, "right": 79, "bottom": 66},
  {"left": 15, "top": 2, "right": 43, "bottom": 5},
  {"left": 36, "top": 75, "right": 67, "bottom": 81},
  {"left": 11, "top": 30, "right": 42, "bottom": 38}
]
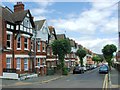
[
  {"left": 48, "top": 1, "right": 118, "bottom": 54},
  {"left": 73, "top": 37, "right": 118, "bottom": 54},
  {"left": 31, "top": 2, "right": 55, "bottom": 21}
]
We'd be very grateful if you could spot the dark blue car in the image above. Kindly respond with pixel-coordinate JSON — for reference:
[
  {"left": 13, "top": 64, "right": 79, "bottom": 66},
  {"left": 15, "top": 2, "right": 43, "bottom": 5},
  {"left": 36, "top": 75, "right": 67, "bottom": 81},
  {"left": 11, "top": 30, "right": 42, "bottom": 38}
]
[{"left": 99, "top": 65, "right": 109, "bottom": 74}]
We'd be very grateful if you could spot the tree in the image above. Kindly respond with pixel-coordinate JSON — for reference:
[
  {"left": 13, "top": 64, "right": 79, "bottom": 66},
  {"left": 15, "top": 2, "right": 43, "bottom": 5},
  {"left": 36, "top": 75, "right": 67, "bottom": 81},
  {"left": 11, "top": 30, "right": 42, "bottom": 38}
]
[
  {"left": 92, "top": 55, "right": 103, "bottom": 64},
  {"left": 76, "top": 48, "right": 87, "bottom": 67},
  {"left": 51, "top": 39, "right": 71, "bottom": 75},
  {"left": 102, "top": 44, "right": 117, "bottom": 70}
]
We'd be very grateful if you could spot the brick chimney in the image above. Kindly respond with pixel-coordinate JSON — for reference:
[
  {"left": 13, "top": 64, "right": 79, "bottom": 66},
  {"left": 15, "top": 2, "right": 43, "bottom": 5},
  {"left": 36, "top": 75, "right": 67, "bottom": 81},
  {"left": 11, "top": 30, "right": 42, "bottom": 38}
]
[{"left": 14, "top": 2, "right": 24, "bottom": 12}]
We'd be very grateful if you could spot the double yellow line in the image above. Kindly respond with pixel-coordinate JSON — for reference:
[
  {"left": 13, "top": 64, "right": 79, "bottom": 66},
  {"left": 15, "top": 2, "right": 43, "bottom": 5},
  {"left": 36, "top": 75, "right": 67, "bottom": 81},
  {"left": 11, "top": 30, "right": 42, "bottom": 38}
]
[{"left": 102, "top": 74, "right": 108, "bottom": 90}]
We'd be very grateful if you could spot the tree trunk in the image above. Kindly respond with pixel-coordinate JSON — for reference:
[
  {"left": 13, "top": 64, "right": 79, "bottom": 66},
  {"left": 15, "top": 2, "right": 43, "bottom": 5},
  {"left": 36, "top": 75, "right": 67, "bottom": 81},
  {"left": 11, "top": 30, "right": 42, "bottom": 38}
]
[
  {"left": 58, "top": 54, "right": 65, "bottom": 74},
  {"left": 80, "top": 58, "right": 83, "bottom": 66}
]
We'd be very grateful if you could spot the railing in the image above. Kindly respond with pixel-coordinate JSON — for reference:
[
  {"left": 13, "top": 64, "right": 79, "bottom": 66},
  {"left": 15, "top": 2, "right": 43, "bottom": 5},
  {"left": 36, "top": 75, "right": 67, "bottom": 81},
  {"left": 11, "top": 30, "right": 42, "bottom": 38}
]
[{"left": 3, "top": 68, "right": 16, "bottom": 73}]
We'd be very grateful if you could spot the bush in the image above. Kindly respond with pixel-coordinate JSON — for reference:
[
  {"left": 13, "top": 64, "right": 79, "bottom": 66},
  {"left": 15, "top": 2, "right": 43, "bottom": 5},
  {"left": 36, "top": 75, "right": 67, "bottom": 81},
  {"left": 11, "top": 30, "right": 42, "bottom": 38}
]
[{"left": 62, "top": 67, "right": 68, "bottom": 75}]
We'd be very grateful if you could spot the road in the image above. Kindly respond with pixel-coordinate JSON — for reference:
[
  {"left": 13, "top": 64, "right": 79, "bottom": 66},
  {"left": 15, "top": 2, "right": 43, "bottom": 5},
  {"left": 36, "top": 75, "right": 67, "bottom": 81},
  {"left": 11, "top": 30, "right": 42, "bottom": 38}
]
[{"left": 2, "top": 67, "right": 106, "bottom": 88}]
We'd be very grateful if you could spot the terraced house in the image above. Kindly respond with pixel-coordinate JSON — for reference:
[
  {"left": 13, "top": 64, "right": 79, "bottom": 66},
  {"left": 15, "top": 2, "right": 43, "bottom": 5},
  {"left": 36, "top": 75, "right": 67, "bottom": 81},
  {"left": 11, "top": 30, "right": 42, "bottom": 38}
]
[
  {"left": 65, "top": 39, "right": 78, "bottom": 69},
  {"left": 34, "top": 19, "right": 50, "bottom": 76},
  {"left": 0, "top": 2, "right": 35, "bottom": 79},
  {"left": 46, "top": 26, "right": 58, "bottom": 71}
]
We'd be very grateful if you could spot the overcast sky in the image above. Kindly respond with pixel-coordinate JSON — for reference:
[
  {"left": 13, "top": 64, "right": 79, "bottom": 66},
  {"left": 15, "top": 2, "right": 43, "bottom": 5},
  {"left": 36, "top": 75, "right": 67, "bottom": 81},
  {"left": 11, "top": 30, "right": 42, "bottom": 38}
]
[{"left": 1, "top": 0, "right": 119, "bottom": 54}]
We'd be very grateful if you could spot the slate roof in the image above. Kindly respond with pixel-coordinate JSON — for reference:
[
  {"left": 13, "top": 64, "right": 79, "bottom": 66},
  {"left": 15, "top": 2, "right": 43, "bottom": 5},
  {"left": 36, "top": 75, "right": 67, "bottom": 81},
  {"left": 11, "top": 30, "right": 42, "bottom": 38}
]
[
  {"left": 13, "top": 10, "right": 28, "bottom": 23},
  {"left": 2, "top": 7, "right": 14, "bottom": 23},
  {"left": 34, "top": 19, "right": 46, "bottom": 30},
  {"left": 1, "top": 6, "right": 35, "bottom": 27},
  {"left": 56, "top": 34, "right": 66, "bottom": 40},
  {"left": 70, "top": 39, "right": 75, "bottom": 47}
]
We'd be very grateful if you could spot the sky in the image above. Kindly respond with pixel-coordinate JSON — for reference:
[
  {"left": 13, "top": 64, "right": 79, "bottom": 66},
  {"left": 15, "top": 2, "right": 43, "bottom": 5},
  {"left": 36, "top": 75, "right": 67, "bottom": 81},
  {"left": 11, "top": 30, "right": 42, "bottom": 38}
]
[{"left": 1, "top": 0, "right": 119, "bottom": 54}]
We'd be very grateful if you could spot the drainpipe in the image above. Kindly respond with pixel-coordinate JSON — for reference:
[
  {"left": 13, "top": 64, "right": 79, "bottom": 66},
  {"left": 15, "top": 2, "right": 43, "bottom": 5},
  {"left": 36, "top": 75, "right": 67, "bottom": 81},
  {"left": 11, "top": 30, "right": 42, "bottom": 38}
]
[{"left": 34, "top": 29, "right": 37, "bottom": 73}]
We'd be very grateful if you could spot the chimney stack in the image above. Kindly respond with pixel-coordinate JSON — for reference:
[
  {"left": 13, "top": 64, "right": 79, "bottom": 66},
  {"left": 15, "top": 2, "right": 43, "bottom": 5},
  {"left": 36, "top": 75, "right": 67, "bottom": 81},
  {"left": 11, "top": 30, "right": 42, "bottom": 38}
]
[{"left": 14, "top": 2, "right": 24, "bottom": 12}]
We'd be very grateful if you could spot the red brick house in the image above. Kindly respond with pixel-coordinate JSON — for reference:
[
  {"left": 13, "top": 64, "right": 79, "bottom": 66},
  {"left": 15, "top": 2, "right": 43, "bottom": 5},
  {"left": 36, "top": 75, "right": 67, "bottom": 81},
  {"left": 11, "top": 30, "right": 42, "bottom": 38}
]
[
  {"left": 34, "top": 19, "right": 50, "bottom": 76},
  {"left": 65, "top": 39, "right": 78, "bottom": 69},
  {"left": 46, "top": 26, "right": 57, "bottom": 71},
  {"left": 0, "top": 2, "right": 35, "bottom": 79}
]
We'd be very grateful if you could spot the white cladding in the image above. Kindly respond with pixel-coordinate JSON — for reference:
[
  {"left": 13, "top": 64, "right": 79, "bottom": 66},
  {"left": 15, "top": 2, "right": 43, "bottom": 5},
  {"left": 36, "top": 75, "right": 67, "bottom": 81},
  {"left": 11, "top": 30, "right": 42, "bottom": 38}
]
[{"left": 36, "top": 21, "right": 50, "bottom": 41}]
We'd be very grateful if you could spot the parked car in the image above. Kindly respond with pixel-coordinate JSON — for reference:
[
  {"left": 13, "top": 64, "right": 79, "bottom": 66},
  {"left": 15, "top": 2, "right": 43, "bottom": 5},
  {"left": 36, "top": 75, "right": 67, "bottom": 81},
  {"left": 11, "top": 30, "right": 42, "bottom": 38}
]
[
  {"left": 91, "top": 65, "right": 97, "bottom": 69},
  {"left": 82, "top": 66, "right": 87, "bottom": 71},
  {"left": 99, "top": 65, "right": 109, "bottom": 74},
  {"left": 73, "top": 65, "right": 84, "bottom": 74},
  {"left": 86, "top": 65, "right": 91, "bottom": 70}
]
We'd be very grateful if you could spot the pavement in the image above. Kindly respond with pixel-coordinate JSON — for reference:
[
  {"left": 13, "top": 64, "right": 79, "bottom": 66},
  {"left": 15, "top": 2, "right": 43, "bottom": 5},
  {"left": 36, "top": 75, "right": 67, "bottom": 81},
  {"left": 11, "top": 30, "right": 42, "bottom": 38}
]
[
  {"left": 1, "top": 73, "right": 64, "bottom": 88},
  {"left": 109, "top": 67, "right": 120, "bottom": 89},
  {"left": 2, "top": 67, "right": 106, "bottom": 88}
]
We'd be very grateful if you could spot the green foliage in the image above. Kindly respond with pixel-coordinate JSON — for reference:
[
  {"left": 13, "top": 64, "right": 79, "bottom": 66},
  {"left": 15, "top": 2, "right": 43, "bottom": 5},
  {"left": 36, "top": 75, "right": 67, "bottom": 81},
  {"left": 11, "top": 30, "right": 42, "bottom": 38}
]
[
  {"left": 76, "top": 48, "right": 87, "bottom": 66},
  {"left": 51, "top": 39, "right": 71, "bottom": 56},
  {"left": 92, "top": 55, "right": 103, "bottom": 63},
  {"left": 62, "top": 67, "right": 68, "bottom": 75},
  {"left": 102, "top": 44, "right": 117, "bottom": 68},
  {"left": 51, "top": 39, "right": 71, "bottom": 74}
]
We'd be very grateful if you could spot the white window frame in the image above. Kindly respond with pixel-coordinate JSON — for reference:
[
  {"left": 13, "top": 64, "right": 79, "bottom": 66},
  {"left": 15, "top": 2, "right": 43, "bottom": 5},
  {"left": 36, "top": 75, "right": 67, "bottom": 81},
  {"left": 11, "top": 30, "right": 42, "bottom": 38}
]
[
  {"left": 11, "top": 25, "right": 14, "bottom": 30},
  {"left": 30, "top": 29, "right": 32, "bottom": 33},
  {"left": 47, "top": 47, "right": 50, "bottom": 55},
  {"left": 17, "top": 35, "right": 21, "bottom": 50},
  {"left": 7, "top": 24, "right": 10, "bottom": 29},
  {"left": 24, "top": 37, "right": 28, "bottom": 50},
  {"left": 42, "top": 42, "right": 46, "bottom": 52},
  {"left": 24, "top": 58, "right": 28, "bottom": 71},
  {"left": 37, "top": 41, "right": 40, "bottom": 52},
  {"left": 16, "top": 58, "right": 21, "bottom": 70},
  {"left": 7, "top": 34, "right": 11, "bottom": 49},
  {"left": 37, "top": 58, "right": 40, "bottom": 67},
  {"left": 31, "top": 40, "right": 34, "bottom": 51},
  {"left": 20, "top": 25, "right": 23, "bottom": 31},
  {"left": 16, "top": 25, "right": 19, "bottom": 30},
  {"left": 6, "top": 58, "right": 11, "bottom": 68}
]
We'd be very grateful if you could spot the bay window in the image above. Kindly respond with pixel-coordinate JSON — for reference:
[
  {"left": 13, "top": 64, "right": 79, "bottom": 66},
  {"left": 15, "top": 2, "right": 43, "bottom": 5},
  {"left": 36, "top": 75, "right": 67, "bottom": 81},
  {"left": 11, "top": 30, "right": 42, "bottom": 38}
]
[
  {"left": 37, "top": 58, "right": 40, "bottom": 66},
  {"left": 24, "top": 37, "right": 28, "bottom": 50},
  {"left": 6, "top": 58, "right": 11, "bottom": 68},
  {"left": 24, "top": 58, "right": 28, "bottom": 70},
  {"left": 37, "top": 41, "right": 40, "bottom": 52},
  {"left": 17, "top": 36, "right": 21, "bottom": 49},
  {"left": 7, "top": 34, "right": 11, "bottom": 49},
  {"left": 16, "top": 58, "right": 21, "bottom": 70}
]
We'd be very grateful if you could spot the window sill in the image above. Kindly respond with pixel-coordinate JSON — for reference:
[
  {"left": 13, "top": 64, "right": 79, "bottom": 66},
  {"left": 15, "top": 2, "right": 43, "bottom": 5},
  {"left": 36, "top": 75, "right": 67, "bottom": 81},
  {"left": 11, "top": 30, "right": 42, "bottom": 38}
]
[
  {"left": 7, "top": 48, "right": 12, "bottom": 50},
  {"left": 37, "top": 50, "right": 41, "bottom": 52},
  {"left": 24, "top": 49, "right": 29, "bottom": 51},
  {"left": 17, "top": 48, "right": 21, "bottom": 50},
  {"left": 43, "top": 50, "right": 46, "bottom": 52},
  {"left": 24, "top": 69, "right": 28, "bottom": 71}
]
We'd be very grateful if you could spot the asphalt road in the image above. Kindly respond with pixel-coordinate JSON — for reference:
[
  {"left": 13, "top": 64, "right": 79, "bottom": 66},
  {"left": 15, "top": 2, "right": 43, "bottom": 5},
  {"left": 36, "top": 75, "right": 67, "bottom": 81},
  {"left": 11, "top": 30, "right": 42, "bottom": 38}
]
[{"left": 4, "top": 67, "right": 106, "bottom": 88}]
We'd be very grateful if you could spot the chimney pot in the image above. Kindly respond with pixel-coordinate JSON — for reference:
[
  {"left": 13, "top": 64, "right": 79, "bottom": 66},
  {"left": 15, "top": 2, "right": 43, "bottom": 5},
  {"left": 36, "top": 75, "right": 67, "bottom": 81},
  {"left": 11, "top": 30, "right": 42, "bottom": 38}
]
[{"left": 14, "top": 2, "right": 24, "bottom": 12}]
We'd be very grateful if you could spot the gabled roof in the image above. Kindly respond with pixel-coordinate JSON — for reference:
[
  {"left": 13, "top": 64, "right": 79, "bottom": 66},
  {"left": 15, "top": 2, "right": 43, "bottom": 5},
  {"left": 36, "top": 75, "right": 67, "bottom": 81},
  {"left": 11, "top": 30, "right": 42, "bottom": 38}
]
[
  {"left": 13, "top": 10, "right": 35, "bottom": 27},
  {"left": 48, "top": 26, "right": 57, "bottom": 39},
  {"left": 34, "top": 19, "right": 46, "bottom": 30},
  {"left": 1, "top": 6, "right": 35, "bottom": 27},
  {"left": 56, "top": 34, "right": 66, "bottom": 40},
  {"left": 70, "top": 39, "right": 75, "bottom": 47},
  {"left": 2, "top": 7, "right": 14, "bottom": 23},
  {"left": 13, "top": 10, "right": 28, "bottom": 23}
]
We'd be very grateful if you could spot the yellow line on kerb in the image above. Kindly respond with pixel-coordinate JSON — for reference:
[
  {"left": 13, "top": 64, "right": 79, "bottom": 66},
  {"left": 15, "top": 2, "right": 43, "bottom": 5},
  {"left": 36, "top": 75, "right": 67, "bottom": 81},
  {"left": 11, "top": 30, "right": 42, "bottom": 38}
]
[{"left": 102, "top": 74, "right": 108, "bottom": 90}]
